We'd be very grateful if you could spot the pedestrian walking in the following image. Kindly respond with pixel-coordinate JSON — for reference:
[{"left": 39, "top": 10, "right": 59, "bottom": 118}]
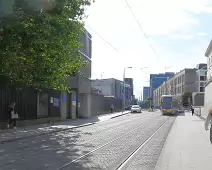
[
  {"left": 110, "top": 104, "right": 114, "bottom": 113},
  {"left": 7, "top": 102, "right": 19, "bottom": 129},
  {"left": 151, "top": 105, "right": 154, "bottom": 111},
  {"left": 191, "top": 105, "right": 194, "bottom": 116},
  {"left": 205, "top": 107, "right": 212, "bottom": 143}
]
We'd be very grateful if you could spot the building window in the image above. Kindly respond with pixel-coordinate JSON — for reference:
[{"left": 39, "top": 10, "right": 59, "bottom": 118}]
[
  {"left": 200, "top": 82, "right": 205, "bottom": 87},
  {"left": 200, "top": 87, "right": 205, "bottom": 92},
  {"left": 200, "top": 76, "right": 206, "bottom": 81},
  {"left": 182, "top": 75, "right": 185, "bottom": 83},
  {"left": 200, "top": 70, "right": 206, "bottom": 76}
]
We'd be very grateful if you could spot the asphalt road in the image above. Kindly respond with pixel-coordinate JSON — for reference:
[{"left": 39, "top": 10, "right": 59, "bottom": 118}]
[{"left": 0, "top": 111, "right": 176, "bottom": 170}]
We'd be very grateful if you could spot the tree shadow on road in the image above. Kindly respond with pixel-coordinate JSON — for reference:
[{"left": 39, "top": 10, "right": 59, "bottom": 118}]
[
  {"left": 0, "top": 116, "right": 102, "bottom": 144},
  {"left": 0, "top": 123, "right": 106, "bottom": 170}
]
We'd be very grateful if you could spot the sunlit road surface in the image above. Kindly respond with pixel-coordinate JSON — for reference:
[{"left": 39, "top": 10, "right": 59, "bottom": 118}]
[{"left": 0, "top": 111, "right": 176, "bottom": 170}]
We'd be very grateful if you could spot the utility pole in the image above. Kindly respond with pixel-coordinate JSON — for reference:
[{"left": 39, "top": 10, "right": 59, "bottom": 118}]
[
  {"left": 101, "top": 72, "right": 104, "bottom": 79},
  {"left": 165, "top": 66, "right": 172, "bottom": 72},
  {"left": 123, "top": 67, "right": 132, "bottom": 112}
]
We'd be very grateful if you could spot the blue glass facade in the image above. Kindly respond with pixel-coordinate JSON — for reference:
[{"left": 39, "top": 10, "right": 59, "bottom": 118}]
[
  {"left": 143, "top": 87, "right": 150, "bottom": 102},
  {"left": 150, "top": 73, "right": 175, "bottom": 100}
]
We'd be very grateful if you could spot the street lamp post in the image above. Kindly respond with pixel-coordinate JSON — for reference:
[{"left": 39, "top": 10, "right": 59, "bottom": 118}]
[
  {"left": 140, "top": 67, "right": 148, "bottom": 73},
  {"left": 101, "top": 72, "right": 104, "bottom": 79},
  {"left": 165, "top": 66, "right": 172, "bottom": 71},
  {"left": 123, "top": 67, "right": 132, "bottom": 112}
]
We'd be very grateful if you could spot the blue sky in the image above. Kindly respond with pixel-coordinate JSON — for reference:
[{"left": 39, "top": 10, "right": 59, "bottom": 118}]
[{"left": 85, "top": 0, "right": 212, "bottom": 98}]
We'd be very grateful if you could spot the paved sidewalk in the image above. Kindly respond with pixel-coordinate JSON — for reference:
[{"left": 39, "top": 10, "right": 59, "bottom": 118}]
[
  {"left": 0, "top": 111, "right": 129, "bottom": 144},
  {"left": 155, "top": 112, "right": 212, "bottom": 170}
]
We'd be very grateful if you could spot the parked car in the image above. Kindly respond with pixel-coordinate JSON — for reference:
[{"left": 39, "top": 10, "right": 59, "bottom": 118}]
[
  {"left": 131, "top": 105, "right": 142, "bottom": 113},
  {"left": 125, "top": 105, "right": 132, "bottom": 110}
]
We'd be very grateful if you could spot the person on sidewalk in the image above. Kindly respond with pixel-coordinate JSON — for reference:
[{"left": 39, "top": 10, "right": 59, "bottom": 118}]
[
  {"left": 205, "top": 107, "right": 212, "bottom": 143},
  {"left": 190, "top": 105, "right": 194, "bottom": 116},
  {"left": 110, "top": 104, "right": 114, "bottom": 113},
  {"left": 7, "top": 102, "right": 19, "bottom": 129}
]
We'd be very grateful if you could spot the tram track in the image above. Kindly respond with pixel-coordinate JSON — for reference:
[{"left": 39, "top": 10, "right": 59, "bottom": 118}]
[
  {"left": 0, "top": 112, "right": 176, "bottom": 170},
  {"left": 116, "top": 116, "right": 175, "bottom": 170},
  {"left": 58, "top": 116, "right": 176, "bottom": 170},
  {"left": 0, "top": 112, "right": 161, "bottom": 169}
]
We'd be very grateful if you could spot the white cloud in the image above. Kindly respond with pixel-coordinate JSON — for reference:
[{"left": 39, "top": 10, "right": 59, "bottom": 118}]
[
  {"left": 126, "top": 0, "right": 212, "bottom": 36},
  {"left": 85, "top": 0, "right": 211, "bottom": 97},
  {"left": 169, "top": 35, "right": 195, "bottom": 40},
  {"left": 197, "top": 32, "right": 208, "bottom": 36}
]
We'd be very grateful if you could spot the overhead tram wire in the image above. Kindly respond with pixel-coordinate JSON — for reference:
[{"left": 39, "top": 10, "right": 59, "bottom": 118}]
[
  {"left": 125, "top": 0, "right": 160, "bottom": 61},
  {"left": 85, "top": 24, "right": 120, "bottom": 53}
]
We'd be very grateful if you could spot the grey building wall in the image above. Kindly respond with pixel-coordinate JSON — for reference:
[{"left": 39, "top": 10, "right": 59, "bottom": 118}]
[
  {"left": 192, "top": 93, "right": 204, "bottom": 106},
  {"left": 204, "top": 40, "right": 212, "bottom": 118},
  {"left": 204, "top": 80, "right": 212, "bottom": 118},
  {"left": 184, "top": 69, "right": 197, "bottom": 93},
  {"left": 195, "top": 64, "right": 207, "bottom": 92},
  {"left": 78, "top": 93, "right": 91, "bottom": 118},
  {"left": 90, "top": 95, "right": 122, "bottom": 116},
  {"left": 91, "top": 78, "right": 131, "bottom": 100},
  {"left": 79, "top": 53, "right": 92, "bottom": 79},
  {"left": 78, "top": 93, "right": 123, "bottom": 118},
  {"left": 79, "top": 75, "right": 91, "bottom": 94},
  {"left": 91, "top": 79, "right": 115, "bottom": 97},
  {"left": 67, "top": 29, "right": 92, "bottom": 118},
  {"left": 68, "top": 29, "right": 92, "bottom": 93},
  {"left": 153, "top": 68, "right": 198, "bottom": 108},
  {"left": 124, "top": 78, "right": 134, "bottom": 98},
  {"left": 79, "top": 30, "right": 92, "bottom": 79}
]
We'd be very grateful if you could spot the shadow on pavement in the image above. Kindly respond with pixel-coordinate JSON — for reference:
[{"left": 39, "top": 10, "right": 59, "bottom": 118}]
[
  {"left": 0, "top": 125, "right": 103, "bottom": 170},
  {"left": 0, "top": 117, "right": 102, "bottom": 144}
]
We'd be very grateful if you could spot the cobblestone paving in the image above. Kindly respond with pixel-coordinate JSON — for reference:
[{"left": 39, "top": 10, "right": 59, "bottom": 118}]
[
  {"left": 0, "top": 111, "right": 175, "bottom": 170},
  {"left": 122, "top": 117, "right": 176, "bottom": 170}
]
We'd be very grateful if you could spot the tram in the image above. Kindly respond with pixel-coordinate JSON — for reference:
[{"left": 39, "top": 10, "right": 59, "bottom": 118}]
[{"left": 160, "top": 95, "right": 176, "bottom": 115}]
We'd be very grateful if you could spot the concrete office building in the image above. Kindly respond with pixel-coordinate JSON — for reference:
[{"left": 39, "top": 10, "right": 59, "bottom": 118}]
[
  {"left": 124, "top": 78, "right": 134, "bottom": 101},
  {"left": 68, "top": 29, "right": 92, "bottom": 118},
  {"left": 154, "top": 68, "right": 197, "bottom": 108},
  {"left": 192, "top": 64, "right": 207, "bottom": 106},
  {"left": 91, "top": 78, "right": 132, "bottom": 102},
  {"left": 143, "top": 87, "right": 150, "bottom": 101},
  {"left": 195, "top": 63, "right": 207, "bottom": 92},
  {"left": 150, "top": 72, "right": 175, "bottom": 100},
  {"left": 204, "top": 40, "right": 212, "bottom": 118}
]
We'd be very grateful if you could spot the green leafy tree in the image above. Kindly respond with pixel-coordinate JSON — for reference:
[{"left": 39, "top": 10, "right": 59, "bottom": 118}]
[
  {"left": 182, "top": 92, "right": 192, "bottom": 107},
  {"left": 144, "top": 96, "right": 152, "bottom": 108},
  {"left": 0, "top": 0, "right": 94, "bottom": 91}
]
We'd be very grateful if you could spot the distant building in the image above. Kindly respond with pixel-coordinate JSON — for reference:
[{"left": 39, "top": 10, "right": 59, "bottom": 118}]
[
  {"left": 204, "top": 40, "right": 212, "bottom": 118},
  {"left": 91, "top": 78, "right": 132, "bottom": 103},
  {"left": 91, "top": 87, "right": 103, "bottom": 95},
  {"left": 192, "top": 64, "right": 207, "bottom": 106},
  {"left": 150, "top": 72, "right": 175, "bottom": 100},
  {"left": 143, "top": 87, "right": 150, "bottom": 101},
  {"left": 124, "top": 78, "right": 134, "bottom": 101},
  {"left": 195, "top": 63, "right": 207, "bottom": 92},
  {"left": 153, "top": 68, "right": 197, "bottom": 108}
]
